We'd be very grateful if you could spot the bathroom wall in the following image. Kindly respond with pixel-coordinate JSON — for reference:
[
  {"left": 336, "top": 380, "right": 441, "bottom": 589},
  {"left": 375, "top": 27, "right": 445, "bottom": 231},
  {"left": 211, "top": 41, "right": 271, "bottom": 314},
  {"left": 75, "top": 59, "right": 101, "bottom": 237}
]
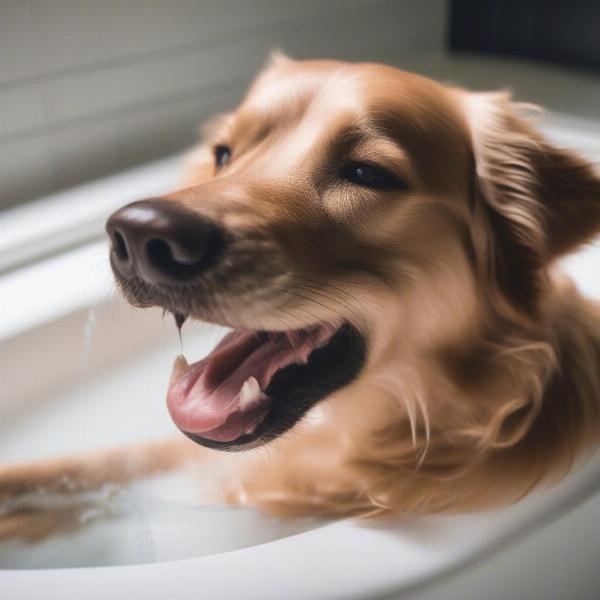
[{"left": 0, "top": 0, "right": 447, "bottom": 209}]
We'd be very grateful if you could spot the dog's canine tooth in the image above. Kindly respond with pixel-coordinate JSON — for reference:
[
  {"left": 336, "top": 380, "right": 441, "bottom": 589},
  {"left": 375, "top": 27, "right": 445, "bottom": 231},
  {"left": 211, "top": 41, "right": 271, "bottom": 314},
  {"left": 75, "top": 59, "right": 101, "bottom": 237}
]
[
  {"left": 239, "top": 376, "right": 265, "bottom": 409},
  {"left": 170, "top": 354, "right": 189, "bottom": 386}
]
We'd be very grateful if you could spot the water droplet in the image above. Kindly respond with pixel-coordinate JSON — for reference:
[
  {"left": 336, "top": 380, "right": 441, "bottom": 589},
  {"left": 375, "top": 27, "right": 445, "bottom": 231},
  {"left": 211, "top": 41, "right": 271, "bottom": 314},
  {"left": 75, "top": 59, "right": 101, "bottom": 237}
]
[
  {"left": 174, "top": 312, "right": 187, "bottom": 354},
  {"left": 81, "top": 305, "right": 98, "bottom": 375}
]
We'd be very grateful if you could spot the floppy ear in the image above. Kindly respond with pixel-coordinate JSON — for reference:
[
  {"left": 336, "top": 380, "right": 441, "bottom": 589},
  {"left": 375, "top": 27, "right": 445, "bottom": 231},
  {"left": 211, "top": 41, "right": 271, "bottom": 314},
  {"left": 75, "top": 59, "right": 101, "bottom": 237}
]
[{"left": 466, "top": 92, "right": 600, "bottom": 316}]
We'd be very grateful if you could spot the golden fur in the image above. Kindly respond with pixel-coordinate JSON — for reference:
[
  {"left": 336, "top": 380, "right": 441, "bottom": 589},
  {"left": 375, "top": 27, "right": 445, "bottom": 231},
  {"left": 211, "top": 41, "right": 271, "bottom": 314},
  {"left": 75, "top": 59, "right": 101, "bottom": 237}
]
[
  {"left": 2, "top": 56, "right": 600, "bottom": 537},
  {"left": 182, "top": 56, "right": 600, "bottom": 517}
]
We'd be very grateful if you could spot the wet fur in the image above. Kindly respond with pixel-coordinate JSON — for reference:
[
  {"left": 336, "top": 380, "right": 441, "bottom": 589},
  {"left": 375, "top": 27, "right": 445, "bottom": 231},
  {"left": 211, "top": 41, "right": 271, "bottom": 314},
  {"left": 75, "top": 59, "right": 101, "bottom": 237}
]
[{"left": 2, "top": 56, "right": 600, "bottom": 531}]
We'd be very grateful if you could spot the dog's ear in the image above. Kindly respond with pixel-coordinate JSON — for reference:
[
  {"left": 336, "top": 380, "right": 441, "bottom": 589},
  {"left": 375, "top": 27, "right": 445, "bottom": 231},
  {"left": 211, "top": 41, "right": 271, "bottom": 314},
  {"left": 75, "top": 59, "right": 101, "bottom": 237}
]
[
  {"left": 265, "top": 49, "right": 294, "bottom": 69},
  {"left": 466, "top": 92, "right": 600, "bottom": 317}
]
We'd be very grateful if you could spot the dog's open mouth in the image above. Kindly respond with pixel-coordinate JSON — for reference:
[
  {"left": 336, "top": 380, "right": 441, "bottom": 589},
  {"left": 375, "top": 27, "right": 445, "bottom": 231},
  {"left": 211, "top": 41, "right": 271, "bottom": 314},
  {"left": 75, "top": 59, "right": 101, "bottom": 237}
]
[{"left": 167, "top": 322, "right": 366, "bottom": 450}]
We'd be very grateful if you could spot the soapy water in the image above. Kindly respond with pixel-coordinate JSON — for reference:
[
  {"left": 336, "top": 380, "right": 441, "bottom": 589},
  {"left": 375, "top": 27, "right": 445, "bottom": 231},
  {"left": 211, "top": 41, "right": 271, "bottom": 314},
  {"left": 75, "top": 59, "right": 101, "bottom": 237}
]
[{"left": 0, "top": 471, "right": 323, "bottom": 569}]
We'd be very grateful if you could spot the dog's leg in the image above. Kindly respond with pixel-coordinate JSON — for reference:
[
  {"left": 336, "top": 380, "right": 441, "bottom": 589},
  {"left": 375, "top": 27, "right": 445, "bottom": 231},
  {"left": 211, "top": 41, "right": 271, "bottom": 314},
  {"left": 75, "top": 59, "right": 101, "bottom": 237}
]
[
  {"left": 0, "top": 506, "right": 85, "bottom": 542},
  {"left": 0, "top": 437, "right": 202, "bottom": 541},
  {"left": 0, "top": 438, "right": 199, "bottom": 500}
]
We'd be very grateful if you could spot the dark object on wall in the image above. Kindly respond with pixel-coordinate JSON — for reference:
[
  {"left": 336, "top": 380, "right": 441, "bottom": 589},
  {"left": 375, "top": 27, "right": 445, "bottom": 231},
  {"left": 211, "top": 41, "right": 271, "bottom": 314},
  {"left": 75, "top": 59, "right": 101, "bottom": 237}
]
[{"left": 449, "top": 0, "right": 600, "bottom": 70}]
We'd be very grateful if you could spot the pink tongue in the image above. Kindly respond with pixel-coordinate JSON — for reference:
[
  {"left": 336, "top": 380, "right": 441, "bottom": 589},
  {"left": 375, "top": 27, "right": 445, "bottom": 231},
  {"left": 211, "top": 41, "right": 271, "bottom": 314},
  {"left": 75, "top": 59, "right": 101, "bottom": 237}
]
[{"left": 167, "top": 324, "right": 337, "bottom": 441}]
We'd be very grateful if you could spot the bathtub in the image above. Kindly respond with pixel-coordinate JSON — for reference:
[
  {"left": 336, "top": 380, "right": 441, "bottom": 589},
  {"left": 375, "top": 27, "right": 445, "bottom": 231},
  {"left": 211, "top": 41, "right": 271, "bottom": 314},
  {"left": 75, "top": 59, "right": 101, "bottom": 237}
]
[{"left": 1, "top": 112, "right": 600, "bottom": 600}]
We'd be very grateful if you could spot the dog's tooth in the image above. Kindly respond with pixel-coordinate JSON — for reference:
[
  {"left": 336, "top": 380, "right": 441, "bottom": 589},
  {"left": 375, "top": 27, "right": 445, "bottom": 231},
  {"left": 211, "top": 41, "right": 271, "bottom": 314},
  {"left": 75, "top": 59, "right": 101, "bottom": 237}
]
[
  {"left": 169, "top": 354, "right": 189, "bottom": 386},
  {"left": 239, "top": 376, "right": 264, "bottom": 409}
]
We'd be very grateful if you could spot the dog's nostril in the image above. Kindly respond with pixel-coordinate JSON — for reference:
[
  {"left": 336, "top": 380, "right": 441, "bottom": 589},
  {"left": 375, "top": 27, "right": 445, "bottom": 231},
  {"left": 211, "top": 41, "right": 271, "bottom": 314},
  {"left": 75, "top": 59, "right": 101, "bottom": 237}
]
[
  {"left": 146, "top": 238, "right": 174, "bottom": 268},
  {"left": 112, "top": 230, "right": 129, "bottom": 262},
  {"left": 145, "top": 238, "right": 204, "bottom": 279}
]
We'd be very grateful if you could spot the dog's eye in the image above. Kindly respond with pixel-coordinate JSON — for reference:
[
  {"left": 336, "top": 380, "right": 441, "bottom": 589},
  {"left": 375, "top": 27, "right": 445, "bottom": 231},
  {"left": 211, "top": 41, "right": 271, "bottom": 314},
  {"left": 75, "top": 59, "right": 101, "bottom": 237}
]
[
  {"left": 214, "top": 145, "right": 232, "bottom": 170},
  {"left": 342, "top": 162, "right": 405, "bottom": 190}
]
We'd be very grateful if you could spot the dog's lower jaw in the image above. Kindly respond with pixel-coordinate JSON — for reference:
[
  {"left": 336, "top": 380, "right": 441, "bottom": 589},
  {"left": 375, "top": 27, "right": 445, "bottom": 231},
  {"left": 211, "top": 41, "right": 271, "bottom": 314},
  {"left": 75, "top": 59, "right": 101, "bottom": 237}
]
[{"left": 223, "top": 280, "right": 600, "bottom": 518}]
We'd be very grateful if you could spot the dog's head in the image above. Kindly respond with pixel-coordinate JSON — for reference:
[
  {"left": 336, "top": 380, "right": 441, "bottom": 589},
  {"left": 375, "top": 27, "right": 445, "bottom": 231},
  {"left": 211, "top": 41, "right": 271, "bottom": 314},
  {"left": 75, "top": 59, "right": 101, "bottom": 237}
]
[{"left": 107, "top": 56, "right": 600, "bottom": 450}]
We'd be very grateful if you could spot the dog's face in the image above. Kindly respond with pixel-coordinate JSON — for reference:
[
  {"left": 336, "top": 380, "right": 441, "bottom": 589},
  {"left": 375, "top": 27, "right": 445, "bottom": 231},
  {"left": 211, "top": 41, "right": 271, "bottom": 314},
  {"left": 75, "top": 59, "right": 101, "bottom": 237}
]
[{"left": 107, "top": 56, "right": 600, "bottom": 450}]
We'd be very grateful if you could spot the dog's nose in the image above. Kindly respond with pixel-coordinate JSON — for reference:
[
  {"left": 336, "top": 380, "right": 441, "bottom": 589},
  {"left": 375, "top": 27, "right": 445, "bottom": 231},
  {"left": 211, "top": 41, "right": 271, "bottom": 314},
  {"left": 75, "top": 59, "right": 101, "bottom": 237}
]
[{"left": 106, "top": 199, "right": 225, "bottom": 284}]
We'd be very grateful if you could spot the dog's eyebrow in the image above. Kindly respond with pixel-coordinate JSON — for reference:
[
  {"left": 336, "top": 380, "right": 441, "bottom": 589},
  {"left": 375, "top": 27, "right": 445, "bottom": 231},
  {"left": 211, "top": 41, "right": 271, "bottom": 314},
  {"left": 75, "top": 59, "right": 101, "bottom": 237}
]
[
  {"left": 333, "top": 123, "right": 370, "bottom": 146},
  {"left": 331, "top": 121, "right": 408, "bottom": 162}
]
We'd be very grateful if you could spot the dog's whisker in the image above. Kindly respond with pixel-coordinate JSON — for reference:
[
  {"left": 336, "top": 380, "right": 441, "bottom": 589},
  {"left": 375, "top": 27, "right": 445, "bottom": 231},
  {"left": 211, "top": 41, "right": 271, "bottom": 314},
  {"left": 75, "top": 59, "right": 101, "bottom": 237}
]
[
  {"left": 295, "top": 276, "right": 369, "bottom": 314},
  {"left": 289, "top": 283, "right": 362, "bottom": 323},
  {"left": 280, "top": 287, "right": 349, "bottom": 325}
]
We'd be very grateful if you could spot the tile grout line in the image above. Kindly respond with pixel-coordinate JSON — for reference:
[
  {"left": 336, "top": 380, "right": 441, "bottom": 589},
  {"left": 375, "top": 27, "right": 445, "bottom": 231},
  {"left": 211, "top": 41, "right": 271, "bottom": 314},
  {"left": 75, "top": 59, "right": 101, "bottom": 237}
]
[{"left": 0, "top": 0, "right": 393, "bottom": 93}]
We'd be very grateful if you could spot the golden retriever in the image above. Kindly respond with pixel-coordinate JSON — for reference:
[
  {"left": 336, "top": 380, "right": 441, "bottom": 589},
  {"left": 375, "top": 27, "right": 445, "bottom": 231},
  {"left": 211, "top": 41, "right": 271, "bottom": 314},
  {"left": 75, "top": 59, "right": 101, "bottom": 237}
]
[{"left": 2, "top": 54, "right": 600, "bottom": 539}]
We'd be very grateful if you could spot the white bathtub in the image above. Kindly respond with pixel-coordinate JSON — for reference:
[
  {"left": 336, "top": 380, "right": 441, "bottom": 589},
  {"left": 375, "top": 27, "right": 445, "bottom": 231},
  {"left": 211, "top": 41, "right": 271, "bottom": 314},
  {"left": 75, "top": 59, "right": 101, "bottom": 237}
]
[{"left": 1, "top": 112, "right": 600, "bottom": 600}]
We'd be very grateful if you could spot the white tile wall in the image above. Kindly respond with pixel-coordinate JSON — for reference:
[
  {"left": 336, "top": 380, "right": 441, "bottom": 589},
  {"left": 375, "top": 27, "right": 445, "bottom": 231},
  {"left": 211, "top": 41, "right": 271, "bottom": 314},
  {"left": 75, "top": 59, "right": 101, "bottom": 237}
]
[
  {"left": 45, "top": 119, "right": 121, "bottom": 191},
  {"left": 0, "top": 137, "right": 54, "bottom": 203},
  {"left": 0, "top": 1, "right": 40, "bottom": 83},
  {"left": 117, "top": 88, "right": 240, "bottom": 165},
  {"left": 0, "top": 0, "right": 446, "bottom": 208},
  {"left": 0, "top": 83, "right": 45, "bottom": 138}
]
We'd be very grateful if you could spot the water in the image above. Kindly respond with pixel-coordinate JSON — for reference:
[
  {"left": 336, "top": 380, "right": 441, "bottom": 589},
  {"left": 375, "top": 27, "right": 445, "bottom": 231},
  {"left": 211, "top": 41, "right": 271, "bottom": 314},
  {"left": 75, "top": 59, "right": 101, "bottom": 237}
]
[
  {"left": 0, "top": 472, "right": 322, "bottom": 569},
  {"left": 80, "top": 305, "right": 99, "bottom": 375}
]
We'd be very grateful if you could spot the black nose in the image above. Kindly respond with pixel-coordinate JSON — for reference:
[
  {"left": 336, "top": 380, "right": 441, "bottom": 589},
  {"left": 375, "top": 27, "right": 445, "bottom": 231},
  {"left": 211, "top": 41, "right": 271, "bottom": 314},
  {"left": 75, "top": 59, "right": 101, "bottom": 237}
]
[{"left": 106, "top": 199, "right": 225, "bottom": 284}]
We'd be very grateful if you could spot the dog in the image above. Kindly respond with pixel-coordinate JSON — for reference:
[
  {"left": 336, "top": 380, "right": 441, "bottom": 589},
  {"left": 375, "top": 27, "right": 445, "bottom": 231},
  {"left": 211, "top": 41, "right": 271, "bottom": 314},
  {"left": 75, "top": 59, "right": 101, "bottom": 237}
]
[{"left": 2, "top": 53, "right": 600, "bottom": 540}]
